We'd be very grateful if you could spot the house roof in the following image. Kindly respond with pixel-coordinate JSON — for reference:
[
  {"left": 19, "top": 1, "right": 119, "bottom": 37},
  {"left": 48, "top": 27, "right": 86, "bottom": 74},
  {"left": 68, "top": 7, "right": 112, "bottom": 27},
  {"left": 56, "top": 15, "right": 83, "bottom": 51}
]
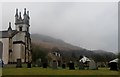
[{"left": 0, "top": 30, "right": 18, "bottom": 38}]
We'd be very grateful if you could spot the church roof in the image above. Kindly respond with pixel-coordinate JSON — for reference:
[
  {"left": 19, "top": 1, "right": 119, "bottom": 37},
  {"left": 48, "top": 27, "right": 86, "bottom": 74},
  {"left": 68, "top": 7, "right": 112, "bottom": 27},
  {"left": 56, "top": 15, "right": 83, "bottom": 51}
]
[{"left": 0, "top": 30, "right": 18, "bottom": 38}]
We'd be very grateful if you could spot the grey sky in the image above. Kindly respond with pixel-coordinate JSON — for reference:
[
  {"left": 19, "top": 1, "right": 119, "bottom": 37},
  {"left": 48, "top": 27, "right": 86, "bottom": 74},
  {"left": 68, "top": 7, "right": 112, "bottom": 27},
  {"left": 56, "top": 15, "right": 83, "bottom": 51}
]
[{"left": 1, "top": 2, "right": 118, "bottom": 53}]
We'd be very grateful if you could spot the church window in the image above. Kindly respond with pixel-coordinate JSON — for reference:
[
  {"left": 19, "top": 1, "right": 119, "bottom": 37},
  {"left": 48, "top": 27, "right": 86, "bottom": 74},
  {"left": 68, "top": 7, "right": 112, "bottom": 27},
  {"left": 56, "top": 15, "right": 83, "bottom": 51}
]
[
  {"left": 27, "top": 27, "right": 29, "bottom": 32},
  {"left": 19, "top": 26, "right": 22, "bottom": 31}
]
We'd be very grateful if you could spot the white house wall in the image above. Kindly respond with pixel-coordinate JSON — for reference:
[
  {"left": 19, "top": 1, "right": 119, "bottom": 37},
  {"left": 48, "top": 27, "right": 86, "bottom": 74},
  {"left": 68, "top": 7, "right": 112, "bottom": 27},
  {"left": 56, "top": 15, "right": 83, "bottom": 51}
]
[
  {"left": 16, "top": 24, "right": 29, "bottom": 32},
  {"left": 0, "top": 38, "right": 9, "bottom": 64},
  {"left": 22, "top": 24, "right": 29, "bottom": 31},
  {"left": 21, "top": 44, "right": 25, "bottom": 62},
  {"left": 13, "top": 32, "right": 26, "bottom": 42},
  {"left": 13, "top": 44, "right": 21, "bottom": 62}
]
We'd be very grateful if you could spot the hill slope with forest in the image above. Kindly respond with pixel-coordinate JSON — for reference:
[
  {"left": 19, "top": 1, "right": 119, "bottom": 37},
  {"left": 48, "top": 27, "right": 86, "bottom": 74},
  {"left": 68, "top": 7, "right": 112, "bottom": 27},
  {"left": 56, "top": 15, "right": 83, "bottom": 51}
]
[
  {"left": 31, "top": 34, "right": 116, "bottom": 62},
  {"left": 31, "top": 34, "right": 83, "bottom": 50}
]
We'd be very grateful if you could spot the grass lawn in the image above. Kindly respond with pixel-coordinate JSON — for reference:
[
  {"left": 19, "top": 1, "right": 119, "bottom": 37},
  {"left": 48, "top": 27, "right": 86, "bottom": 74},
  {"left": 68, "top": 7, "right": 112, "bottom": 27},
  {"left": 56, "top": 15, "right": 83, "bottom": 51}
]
[{"left": 2, "top": 65, "right": 119, "bottom": 76}]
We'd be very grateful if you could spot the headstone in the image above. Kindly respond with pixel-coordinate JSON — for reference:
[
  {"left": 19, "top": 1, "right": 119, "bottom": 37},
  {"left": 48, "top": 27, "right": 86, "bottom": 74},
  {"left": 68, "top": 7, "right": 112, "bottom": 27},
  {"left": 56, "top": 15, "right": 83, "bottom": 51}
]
[
  {"left": 37, "top": 59, "right": 42, "bottom": 67},
  {"left": 79, "top": 61, "right": 84, "bottom": 70},
  {"left": 109, "top": 62, "right": 118, "bottom": 71},
  {"left": 109, "top": 59, "right": 118, "bottom": 71},
  {"left": 43, "top": 62, "right": 47, "bottom": 68},
  {"left": 2, "top": 60, "right": 3, "bottom": 68},
  {"left": 0, "top": 59, "right": 3, "bottom": 68},
  {"left": 52, "top": 60, "right": 57, "bottom": 69},
  {"left": 62, "top": 63, "right": 66, "bottom": 69},
  {"left": 89, "top": 60, "right": 97, "bottom": 70},
  {"left": 27, "top": 62, "right": 31, "bottom": 68},
  {"left": 16, "top": 59, "right": 22, "bottom": 68},
  {"left": 69, "top": 61, "right": 75, "bottom": 70},
  {"left": 84, "top": 61, "right": 89, "bottom": 70},
  {"left": 32, "top": 62, "right": 36, "bottom": 67}
]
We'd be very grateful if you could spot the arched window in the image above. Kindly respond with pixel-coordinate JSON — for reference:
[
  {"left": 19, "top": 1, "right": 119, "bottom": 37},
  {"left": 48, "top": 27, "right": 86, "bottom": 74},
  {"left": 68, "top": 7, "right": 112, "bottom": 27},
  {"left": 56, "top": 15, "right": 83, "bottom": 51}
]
[
  {"left": 19, "top": 26, "right": 22, "bottom": 31},
  {"left": 27, "top": 27, "right": 29, "bottom": 32}
]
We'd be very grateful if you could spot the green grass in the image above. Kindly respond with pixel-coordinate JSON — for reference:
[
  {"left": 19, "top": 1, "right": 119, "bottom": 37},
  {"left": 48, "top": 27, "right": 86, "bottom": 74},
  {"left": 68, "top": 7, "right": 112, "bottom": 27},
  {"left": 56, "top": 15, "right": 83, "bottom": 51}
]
[{"left": 2, "top": 66, "right": 119, "bottom": 75}]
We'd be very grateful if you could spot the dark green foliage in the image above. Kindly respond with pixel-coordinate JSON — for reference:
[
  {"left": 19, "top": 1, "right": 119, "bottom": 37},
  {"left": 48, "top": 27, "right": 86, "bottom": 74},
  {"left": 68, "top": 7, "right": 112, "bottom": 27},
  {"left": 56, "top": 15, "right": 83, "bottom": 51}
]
[
  {"left": 118, "top": 53, "right": 120, "bottom": 69},
  {"left": 61, "top": 49, "right": 116, "bottom": 63},
  {"left": 31, "top": 43, "right": 48, "bottom": 62},
  {"left": 31, "top": 34, "right": 117, "bottom": 64}
]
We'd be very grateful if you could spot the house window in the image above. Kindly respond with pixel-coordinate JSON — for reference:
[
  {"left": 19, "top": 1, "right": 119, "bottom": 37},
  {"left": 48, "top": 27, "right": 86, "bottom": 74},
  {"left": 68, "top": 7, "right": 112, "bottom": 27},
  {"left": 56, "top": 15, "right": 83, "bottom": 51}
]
[
  {"left": 19, "top": 26, "right": 22, "bottom": 31},
  {"left": 27, "top": 27, "right": 29, "bottom": 32}
]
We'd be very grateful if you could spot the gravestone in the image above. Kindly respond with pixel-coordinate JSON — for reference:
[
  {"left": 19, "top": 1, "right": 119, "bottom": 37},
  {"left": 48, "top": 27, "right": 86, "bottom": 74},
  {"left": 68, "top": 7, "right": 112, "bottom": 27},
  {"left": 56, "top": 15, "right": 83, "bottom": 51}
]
[
  {"left": 32, "top": 62, "right": 36, "bottom": 67},
  {"left": 69, "top": 61, "right": 75, "bottom": 70},
  {"left": 27, "top": 62, "right": 31, "bottom": 68},
  {"left": 109, "top": 59, "right": 118, "bottom": 71},
  {"left": 84, "top": 61, "right": 89, "bottom": 70},
  {"left": 62, "top": 63, "right": 66, "bottom": 69},
  {"left": 109, "top": 62, "right": 118, "bottom": 71},
  {"left": 16, "top": 59, "right": 22, "bottom": 68},
  {"left": 52, "top": 60, "right": 57, "bottom": 69},
  {"left": 89, "top": 60, "right": 97, "bottom": 70},
  {"left": 43, "top": 62, "right": 47, "bottom": 68},
  {"left": 37, "top": 59, "right": 42, "bottom": 67},
  {"left": 0, "top": 59, "right": 3, "bottom": 68},
  {"left": 79, "top": 61, "right": 84, "bottom": 70}
]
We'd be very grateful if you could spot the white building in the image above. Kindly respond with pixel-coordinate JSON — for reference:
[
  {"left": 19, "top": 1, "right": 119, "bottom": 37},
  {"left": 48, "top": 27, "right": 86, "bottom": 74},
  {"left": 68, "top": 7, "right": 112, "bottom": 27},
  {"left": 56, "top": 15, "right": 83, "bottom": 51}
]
[{"left": 0, "top": 8, "right": 32, "bottom": 64}]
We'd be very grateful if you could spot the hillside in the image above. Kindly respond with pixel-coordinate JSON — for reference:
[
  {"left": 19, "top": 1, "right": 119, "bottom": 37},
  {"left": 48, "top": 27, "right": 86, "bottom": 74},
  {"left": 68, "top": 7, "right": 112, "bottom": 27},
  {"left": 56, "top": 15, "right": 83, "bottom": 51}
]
[
  {"left": 31, "top": 34, "right": 116, "bottom": 61},
  {"left": 93, "top": 50, "right": 116, "bottom": 59},
  {"left": 31, "top": 34, "right": 83, "bottom": 50}
]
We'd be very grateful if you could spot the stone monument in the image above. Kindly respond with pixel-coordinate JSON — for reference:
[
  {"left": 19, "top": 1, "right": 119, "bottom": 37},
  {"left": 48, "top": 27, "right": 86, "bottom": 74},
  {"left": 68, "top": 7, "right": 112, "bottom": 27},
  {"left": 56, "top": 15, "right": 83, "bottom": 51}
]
[{"left": 16, "top": 59, "right": 22, "bottom": 68}]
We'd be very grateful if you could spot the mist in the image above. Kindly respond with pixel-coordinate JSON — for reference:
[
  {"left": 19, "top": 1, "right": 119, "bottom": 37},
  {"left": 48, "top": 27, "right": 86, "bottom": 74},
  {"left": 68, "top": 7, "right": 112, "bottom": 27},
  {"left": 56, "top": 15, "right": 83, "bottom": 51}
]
[{"left": 1, "top": 2, "right": 118, "bottom": 53}]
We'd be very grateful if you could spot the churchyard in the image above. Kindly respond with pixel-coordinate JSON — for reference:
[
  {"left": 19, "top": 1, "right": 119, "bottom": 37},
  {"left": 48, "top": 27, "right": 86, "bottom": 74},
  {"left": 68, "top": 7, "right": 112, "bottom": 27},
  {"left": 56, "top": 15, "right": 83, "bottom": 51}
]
[
  {"left": 1, "top": 54, "right": 119, "bottom": 76},
  {"left": 1, "top": 64, "right": 119, "bottom": 75}
]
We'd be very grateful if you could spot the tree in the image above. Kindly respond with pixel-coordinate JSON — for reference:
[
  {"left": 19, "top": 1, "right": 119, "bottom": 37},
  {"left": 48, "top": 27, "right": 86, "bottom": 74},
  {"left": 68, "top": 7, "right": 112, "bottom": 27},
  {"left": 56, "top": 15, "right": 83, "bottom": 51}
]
[
  {"left": 52, "top": 47, "right": 60, "bottom": 53},
  {"left": 118, "top": 53, "right": 120, "bottom": 69},
  {"left": 31, "top": 43, "right": 48, "bottom": 62}
]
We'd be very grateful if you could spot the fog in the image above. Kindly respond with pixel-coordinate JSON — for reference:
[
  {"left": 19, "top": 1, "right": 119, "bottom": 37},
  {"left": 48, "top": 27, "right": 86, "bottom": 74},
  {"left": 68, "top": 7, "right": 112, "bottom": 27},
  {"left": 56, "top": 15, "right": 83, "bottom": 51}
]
[{"left": 1, "top": 2, "right": 118, "bottom": 53}]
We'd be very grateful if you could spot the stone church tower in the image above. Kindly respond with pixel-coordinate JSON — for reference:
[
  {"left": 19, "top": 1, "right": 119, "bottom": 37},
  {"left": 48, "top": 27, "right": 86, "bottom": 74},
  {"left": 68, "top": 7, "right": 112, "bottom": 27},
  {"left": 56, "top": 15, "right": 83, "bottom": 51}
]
[
  {"left": 0, "top": 8, "right": 32, "bottom": 64},
  {"left": 12, "top": 8, "right": 32, "bottom": 63}
]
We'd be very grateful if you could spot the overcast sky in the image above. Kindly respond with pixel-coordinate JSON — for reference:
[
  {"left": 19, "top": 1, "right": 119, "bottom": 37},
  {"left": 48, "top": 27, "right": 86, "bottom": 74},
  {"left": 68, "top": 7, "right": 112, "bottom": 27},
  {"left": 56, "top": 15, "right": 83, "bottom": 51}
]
[{"left": 1, "top": 2, "right": 118, "bottom": 53}]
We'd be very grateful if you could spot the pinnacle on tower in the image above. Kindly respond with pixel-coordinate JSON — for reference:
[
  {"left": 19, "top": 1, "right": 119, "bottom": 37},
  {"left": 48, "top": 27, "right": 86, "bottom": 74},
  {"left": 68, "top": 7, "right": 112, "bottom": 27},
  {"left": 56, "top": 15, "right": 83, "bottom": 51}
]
[
  {"left": 8, "top": 22, "right": 12, "bottom": 30},
  {"left": 27, "top": 11, "right": 29, "bottom": 18},
  {"left": 19, "top": 12, "right": 22, "bottom": 20},
  {"left": 15, "top": 8, "right": 18, "bottom": 17},
  {"left": 24, "top": 8, "right": 26, "bottom": 15},
  {"left": 15, "top": 8, "right": 30, "bottom": 25}
]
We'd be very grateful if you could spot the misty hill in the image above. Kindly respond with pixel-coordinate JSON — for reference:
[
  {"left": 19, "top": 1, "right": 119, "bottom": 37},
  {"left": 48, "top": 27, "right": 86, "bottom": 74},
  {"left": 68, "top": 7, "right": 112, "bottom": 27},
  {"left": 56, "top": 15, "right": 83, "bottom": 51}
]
[
  {"left": 93, "top": 50, "right": 116, "bottom": 58},
  {"left": 31, "top": 34, "right": 82, "bottom": 50},
  {"left": 31, "top": 34, "right": 116, "bottom": 61},
  {"left": 93, "top": 50, "right": 114, "bottom": 54}
]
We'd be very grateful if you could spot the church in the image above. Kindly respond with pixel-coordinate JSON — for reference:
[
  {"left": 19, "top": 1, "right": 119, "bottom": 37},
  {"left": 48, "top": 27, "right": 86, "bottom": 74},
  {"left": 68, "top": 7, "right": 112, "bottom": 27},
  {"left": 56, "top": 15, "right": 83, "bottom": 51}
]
[{"left": 0, "top": 8, "right": 32, "bottom": 64}]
